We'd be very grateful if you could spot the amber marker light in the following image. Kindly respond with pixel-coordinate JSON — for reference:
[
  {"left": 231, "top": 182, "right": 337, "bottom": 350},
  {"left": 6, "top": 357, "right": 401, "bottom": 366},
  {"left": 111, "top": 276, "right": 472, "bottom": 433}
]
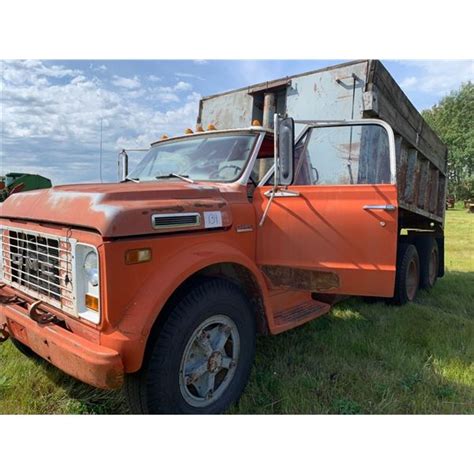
[
  {"left": 85, "top": 294, "right": 99, "bottom": 312},
  {"left": 184, "top": 128, "right": 194, "bottom": 134},
  {"left": 125, "top": 248, "right": 152, "bottom": 265},
  {"left": 196, "top": 125, "right": 204, "bottom": 132},
  {"left": 160, "top": 134, "right": 169, "bottom": 140},
  {"left": 207, "top": 124, "right": 217, "bottom": 131},
  {"left": 252, "top": 119, "right": 262, "bottom": 126}
]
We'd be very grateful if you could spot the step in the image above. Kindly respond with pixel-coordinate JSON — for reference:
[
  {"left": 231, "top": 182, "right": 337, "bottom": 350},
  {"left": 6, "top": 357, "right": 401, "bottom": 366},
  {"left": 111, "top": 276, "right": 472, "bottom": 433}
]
[{"left": 273, "top": 299, "right": 331, "bottom": 332}]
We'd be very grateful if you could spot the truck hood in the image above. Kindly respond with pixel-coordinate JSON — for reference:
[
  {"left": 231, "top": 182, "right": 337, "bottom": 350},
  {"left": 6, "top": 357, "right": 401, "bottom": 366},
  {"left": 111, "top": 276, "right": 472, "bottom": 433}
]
[{"left": 0, "top": 182, "right": 233, "bottom": 238}]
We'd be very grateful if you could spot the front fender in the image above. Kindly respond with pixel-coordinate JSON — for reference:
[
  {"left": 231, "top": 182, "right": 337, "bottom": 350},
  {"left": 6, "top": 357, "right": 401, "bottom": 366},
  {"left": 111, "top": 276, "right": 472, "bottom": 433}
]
[{"left": 101, "top": 238, "right": 271, "bottom": 372}]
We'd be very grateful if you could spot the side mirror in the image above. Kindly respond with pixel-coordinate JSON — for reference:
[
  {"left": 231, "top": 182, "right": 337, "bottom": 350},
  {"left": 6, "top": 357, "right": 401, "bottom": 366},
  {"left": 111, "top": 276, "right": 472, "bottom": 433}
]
[
  {"left": 118, "top": 150, "right": 129, "bottom": 182},
  {"left": 277, "top": 116, "right": 294, "bottom": 186}
]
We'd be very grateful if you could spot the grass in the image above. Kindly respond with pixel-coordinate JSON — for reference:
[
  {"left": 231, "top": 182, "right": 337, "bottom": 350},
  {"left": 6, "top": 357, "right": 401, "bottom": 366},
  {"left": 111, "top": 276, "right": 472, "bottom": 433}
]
[{"left": 0, "top": 205, "right": 473, "bottom": 414}]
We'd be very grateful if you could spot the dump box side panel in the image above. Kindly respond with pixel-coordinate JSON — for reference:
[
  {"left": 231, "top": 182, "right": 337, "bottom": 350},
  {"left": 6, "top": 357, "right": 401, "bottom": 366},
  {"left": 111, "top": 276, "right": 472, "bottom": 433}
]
[{"left": 364, "top": 60, "right": 447, "bottom": 223}]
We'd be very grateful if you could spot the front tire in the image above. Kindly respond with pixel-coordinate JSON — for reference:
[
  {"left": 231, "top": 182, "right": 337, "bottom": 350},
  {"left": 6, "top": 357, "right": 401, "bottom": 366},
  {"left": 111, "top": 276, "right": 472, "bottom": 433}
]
[{"left": 125, "top": 278, "right": 256, "bottom": 414}]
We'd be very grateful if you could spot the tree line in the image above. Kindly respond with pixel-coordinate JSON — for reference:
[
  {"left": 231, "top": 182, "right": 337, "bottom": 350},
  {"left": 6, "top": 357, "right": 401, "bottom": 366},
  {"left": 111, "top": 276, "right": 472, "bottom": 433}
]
[{"left": 422, "top": 82, "right": 473, "bottom": 201}]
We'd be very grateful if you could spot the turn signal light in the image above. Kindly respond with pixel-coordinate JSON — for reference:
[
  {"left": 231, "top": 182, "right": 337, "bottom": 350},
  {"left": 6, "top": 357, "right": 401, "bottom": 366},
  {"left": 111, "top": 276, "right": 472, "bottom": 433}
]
[
  {"left": 85, "top": 294, "right": 99, "bottom": 312},
  {"left": 252, "top": 120, "right": 261, "bottom": 126},
  {"left": 125, "top": 248, "right": 152, "bottom": 265},
  {"left": 207, "top": 124, "right": 216, "bottom": 131},
  {"left": 184, "top": 128, "right": 194, "bottom": 134}
]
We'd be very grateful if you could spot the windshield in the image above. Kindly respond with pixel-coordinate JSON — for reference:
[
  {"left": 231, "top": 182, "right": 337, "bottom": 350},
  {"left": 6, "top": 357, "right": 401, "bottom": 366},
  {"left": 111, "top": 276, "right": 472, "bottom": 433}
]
[{"left": 128, "top": 132, "right": 258, "bottom": 183}]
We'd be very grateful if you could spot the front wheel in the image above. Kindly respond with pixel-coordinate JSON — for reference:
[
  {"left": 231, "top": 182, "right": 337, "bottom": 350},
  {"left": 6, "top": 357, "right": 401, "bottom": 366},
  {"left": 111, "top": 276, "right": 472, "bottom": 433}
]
[{"left": 125, "top": 278, "right": 256, "bottom": 414}]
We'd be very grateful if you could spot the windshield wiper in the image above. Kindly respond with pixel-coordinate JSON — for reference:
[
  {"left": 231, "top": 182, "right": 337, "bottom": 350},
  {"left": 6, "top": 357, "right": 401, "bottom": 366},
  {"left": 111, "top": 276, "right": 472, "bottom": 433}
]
[{"left": 155, "top": 173, "right": 194, "bottom": 183}]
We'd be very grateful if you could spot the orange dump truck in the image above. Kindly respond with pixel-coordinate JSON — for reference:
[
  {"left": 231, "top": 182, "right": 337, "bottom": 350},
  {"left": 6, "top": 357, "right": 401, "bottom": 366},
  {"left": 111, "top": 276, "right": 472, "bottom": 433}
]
[{"left": 0, "top": 60, "right": 447, "bottom": 413}]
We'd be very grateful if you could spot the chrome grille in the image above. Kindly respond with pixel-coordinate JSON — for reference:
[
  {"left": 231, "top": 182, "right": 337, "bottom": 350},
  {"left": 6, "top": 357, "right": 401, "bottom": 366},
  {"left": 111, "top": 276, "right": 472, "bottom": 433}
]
[{"left": 0, "top": 227, "right": 75, "bottom": 314}]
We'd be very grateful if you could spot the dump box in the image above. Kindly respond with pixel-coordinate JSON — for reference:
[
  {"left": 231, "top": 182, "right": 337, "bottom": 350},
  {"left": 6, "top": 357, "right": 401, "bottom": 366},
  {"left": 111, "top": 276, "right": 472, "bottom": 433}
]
[{"left": 198, "top": 60, "right": 447, "bottom": 224}]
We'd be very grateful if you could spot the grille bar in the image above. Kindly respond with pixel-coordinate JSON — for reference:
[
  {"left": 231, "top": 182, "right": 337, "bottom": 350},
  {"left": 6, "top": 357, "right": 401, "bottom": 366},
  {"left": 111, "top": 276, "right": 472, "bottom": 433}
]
[
  {"left": 1, "top": 242, "right": 71, "bottom": 263},
  {"left": 1, "top": 265, "right": 74, "bottom": 297},
  {"left": 1, "top": 227, "right": 75, "bottom": 313},
  {"left": 2, "top": 271, "right": 73, "bottom": 302}
]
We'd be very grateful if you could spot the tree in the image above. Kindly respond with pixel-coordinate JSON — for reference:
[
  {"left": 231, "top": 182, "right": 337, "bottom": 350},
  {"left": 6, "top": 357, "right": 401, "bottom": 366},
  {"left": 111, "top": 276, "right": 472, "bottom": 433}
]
[{"left": 422, "top": 82, "right": 474, "bottom": 200}]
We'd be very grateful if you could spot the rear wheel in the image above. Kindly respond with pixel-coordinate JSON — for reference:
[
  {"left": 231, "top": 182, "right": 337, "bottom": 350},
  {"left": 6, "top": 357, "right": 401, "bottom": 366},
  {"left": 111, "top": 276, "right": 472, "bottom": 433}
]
[
  {"left": 125, "top": 278, "right": 256, "bottom": 414},
  {"left": 390, "top": 243, "right": 420, "bottom": 305},
  {"left": 418, "top": 237, "right": 439, "bottom": 290}
]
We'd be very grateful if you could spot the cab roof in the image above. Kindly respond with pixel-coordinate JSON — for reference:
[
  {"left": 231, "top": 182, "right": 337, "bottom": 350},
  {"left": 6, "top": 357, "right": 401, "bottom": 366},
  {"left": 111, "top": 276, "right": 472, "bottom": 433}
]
[{"left": 150, "top": 126, "right": 273, "bottom": 147}]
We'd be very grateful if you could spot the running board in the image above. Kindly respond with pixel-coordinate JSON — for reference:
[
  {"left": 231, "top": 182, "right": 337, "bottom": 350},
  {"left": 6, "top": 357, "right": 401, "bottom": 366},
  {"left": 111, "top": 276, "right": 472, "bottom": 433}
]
[{"left": 273, "top": 299, "right": 331, "bottom": 333}]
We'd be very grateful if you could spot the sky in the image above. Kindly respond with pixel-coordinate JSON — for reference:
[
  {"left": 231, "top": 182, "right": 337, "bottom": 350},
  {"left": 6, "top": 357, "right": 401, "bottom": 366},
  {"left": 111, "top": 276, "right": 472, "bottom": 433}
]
[{"left": 1, "top": 59, "right": 473, "bottom": 185}]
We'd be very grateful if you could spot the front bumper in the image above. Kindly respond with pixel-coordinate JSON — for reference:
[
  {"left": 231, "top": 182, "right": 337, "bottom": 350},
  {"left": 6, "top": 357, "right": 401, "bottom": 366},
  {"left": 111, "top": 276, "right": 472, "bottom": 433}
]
[{"left": 0, "top": 287, "right": 123, "bottom": 389}]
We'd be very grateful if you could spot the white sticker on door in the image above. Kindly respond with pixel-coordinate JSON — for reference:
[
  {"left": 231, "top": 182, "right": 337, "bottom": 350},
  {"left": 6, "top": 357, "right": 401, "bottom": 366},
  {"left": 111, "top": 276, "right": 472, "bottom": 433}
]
[{"left": 203, "top": 211, "right": 223, "bottom": 229}]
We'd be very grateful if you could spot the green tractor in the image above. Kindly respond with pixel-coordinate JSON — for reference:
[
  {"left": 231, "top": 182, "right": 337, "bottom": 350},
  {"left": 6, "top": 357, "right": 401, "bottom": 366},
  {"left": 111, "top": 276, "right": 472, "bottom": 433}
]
[{"left": 0, "top": 172, "right": 52, "bottom": 202}]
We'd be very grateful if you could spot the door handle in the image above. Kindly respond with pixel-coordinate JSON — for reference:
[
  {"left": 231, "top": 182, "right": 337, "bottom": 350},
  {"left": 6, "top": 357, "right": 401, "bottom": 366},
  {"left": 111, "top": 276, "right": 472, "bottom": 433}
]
[{"left": 363, "top": 204, "right": 396, "bottom": 211}]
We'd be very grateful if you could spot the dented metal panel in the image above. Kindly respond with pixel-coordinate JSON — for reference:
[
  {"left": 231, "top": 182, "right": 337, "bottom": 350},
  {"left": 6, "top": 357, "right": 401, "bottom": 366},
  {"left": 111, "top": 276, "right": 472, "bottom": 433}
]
[
  {"left": 198, "top": 88, "right": 254, "bottom": 129},
  {"left": 286, "top": 61, "right": 368, "bottom": 135}
]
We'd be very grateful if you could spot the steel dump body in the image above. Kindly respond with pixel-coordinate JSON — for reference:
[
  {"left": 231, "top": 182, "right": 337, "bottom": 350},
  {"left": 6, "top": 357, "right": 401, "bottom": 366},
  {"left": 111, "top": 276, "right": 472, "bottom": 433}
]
[{"left": 198, "top": 60, "right": 447, "bottom": 224}]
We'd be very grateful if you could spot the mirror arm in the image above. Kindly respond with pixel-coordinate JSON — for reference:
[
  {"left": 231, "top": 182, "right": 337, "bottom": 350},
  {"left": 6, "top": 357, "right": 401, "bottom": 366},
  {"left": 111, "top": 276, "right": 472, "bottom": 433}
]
[{"left": 259, "top": 113, "right": 281, "bottom": 227}]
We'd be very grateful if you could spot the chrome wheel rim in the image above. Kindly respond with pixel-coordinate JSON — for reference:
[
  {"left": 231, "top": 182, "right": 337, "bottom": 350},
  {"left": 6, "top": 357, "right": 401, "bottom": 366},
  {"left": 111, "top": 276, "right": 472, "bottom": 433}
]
[{"left": 179, "top": 315, "right": 240, "bottom": 408}]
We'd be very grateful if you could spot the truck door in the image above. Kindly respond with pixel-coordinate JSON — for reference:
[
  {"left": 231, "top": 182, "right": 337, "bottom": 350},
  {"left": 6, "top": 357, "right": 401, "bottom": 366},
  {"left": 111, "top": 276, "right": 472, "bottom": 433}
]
[{"left": 253, "top": 120, "right": 398, "bottom": 297}]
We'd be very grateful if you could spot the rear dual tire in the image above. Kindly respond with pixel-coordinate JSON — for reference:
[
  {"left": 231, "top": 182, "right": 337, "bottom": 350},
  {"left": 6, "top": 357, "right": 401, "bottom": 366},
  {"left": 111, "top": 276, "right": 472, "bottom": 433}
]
[
  {"left": 391, "top": 243, "right": 420, "bottom": 305},
  {"left": 417, "top": 237, "right": 439, "bottom": 290}
]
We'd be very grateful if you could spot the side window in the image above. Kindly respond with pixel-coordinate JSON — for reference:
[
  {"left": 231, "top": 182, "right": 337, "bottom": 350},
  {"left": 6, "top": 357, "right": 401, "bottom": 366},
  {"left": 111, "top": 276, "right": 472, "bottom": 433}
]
[{"left": 294, "top": 124, "right": 391, "bottom": 185}]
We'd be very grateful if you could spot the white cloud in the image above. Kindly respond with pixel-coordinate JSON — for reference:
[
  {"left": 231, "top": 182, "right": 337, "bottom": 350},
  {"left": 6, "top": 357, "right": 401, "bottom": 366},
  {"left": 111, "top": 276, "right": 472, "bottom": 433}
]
[
  {"left": 2, "top": 61, "right": 201, "bottom": 184},
  {"left": 2, "top": 60, "right": 80, "bottom": 85},
  {"left": 399, "top": 76, "right": 418, "bottom": 89},
  {"left": 398, "top": 60, "right": 473, "bottom": 96},
  {"left": 148, "top": 81, "right": 193, "bottom": 101},
  {"left": 153, "top": 91, "right": 180, "bottom": 103},
  {"left": 175, "top": 72, "right": 204, "bottom": 81},
  {"left": 148, "top": 74, "right": 162, "bottom": 82},
  {"left": 90, "top": 63, "right": 107, "bottom": 73},
  {"left": 174, "top": 81, "right": 192, "bottom": 91},
  {"left": 111, "top": 75, "right": 141, "bottom": 89}
]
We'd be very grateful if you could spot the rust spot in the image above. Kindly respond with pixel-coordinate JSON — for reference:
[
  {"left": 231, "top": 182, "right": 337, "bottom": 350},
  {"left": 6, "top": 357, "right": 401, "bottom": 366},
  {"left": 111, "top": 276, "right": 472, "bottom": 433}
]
[{"left": 261, "top": 265, "right": 340, "bottom": 291}]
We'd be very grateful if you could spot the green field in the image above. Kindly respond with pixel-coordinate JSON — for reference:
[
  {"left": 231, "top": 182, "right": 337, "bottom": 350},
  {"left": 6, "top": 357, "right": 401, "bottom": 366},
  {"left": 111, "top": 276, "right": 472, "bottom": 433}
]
[{"left": 1, "top": 206, "right": 473, "bottom": 414}]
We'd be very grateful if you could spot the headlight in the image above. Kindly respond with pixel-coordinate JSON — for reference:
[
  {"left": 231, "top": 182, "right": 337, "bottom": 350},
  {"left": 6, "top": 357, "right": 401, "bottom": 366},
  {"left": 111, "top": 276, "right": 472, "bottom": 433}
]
[
  {"left": 83, "top": 251, "right": 99, "bottom": 286},
  {"left": 74, "top": 244, "right": 101, "bottom": 324}
]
